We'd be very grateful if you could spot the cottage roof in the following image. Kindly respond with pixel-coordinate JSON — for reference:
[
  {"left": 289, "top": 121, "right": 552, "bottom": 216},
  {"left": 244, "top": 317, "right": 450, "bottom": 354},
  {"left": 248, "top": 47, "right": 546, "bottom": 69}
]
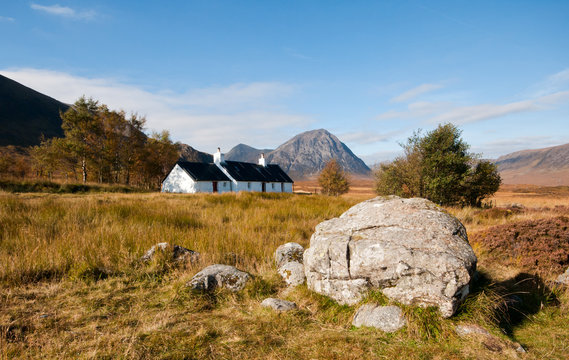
[
  {"left": 222, "top": 161, "right": 293, "bottom": 183},
  {"left": 177, "top": 161, "right": 231, "bottom": 181}
]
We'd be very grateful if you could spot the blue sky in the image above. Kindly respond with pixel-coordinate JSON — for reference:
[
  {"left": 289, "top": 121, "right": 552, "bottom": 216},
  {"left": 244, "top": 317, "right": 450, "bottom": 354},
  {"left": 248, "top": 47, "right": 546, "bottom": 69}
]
[{"left": 1, "top": 1, "right": 569, "bottom": 164}]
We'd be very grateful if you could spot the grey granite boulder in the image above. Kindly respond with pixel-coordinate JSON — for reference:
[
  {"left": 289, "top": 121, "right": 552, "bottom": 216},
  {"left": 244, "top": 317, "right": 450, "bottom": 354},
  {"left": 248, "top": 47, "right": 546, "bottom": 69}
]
[
  {"left": 261, "top": 298, "right": 297, "bottom": 311},
  {"left": 278, "top": 261, "right": 305, "bottom": 286},
  {"left": 352, "top": 304, "right": 406, "bottom": 332},
  {"left": 555, "top": 267, "right": 569, "bottom": 286},
  {"left": 275, "top": 242, "right": 305, "bottom": 268},
  {"left": 187, "top": 264, "right": 250, "bottom": 292},
  {"left": 304, "top": 196, "right": 477, "bottom": 318},
  {"left": 141, "top": 242, "right": 199, "bottom": 263}
]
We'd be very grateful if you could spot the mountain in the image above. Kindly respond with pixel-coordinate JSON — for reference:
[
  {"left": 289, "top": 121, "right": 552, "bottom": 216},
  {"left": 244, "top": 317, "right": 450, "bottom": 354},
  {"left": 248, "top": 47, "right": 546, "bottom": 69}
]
[
  {"left": 230, "top": 129, "right": 367, "bottom": 179},
  {"left": 0, "top": 74, "right": 70, "bottom": 147},
  {"left": 225, "top": 144, "right": 273, "bottom": 164},
  {"left": 178, "top": 143, "right": 213, "bottom": 163},
  {"left": 495, "top": 143, "right": 569, "bottom": 186}
]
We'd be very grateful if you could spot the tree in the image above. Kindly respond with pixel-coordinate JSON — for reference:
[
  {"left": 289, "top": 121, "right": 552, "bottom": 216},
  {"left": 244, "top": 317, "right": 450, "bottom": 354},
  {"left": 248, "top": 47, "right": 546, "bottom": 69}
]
[
  {"left": 374, "top": 123, "right": 501, "bottom": 207},
  {"left": 60, "top": 97, "right": 102, "bottom": 183},
  {"left": 318, "top": 159, "right": 350, "bottom": 196}
]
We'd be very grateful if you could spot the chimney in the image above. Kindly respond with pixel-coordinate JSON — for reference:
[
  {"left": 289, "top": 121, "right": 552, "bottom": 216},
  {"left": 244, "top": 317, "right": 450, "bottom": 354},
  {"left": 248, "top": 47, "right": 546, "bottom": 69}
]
[
  {"left": 258, "top": 153, "right": 266, "bottom": 167},
  {"left": 214, "top": 147, "right": 225, "bottom": 164}
]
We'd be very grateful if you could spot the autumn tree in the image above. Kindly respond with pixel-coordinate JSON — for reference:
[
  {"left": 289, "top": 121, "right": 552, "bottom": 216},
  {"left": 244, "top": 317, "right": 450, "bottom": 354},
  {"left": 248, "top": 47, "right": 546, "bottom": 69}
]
[
  {"left": 60, "top": 97, "right": 101, "bottom": 183},
  {"left": 318, "top": 159, "right": 350, "bottom": 196},
  {"left": 375, "top": 123, "right": 501, "bottom": 207}
]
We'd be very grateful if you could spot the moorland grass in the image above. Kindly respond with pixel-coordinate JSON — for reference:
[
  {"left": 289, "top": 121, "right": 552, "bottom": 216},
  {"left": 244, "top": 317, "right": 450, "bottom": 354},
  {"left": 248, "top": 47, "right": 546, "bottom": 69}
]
[{"left": 0, "top": 190, "right": 568, "bottom": 359}]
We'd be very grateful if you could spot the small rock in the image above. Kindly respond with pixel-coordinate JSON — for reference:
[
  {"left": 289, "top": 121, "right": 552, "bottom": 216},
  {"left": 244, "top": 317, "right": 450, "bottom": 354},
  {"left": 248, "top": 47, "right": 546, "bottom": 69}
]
[
  {"left": 275, "top": 242, "right": 304, "bottom": 268},
  {"left": 278, "top": 261, "right": 305, "bottom": 286},
  {"left": 455, "top": 323, "right": 491, "bottom": 337},
  {"left": 352, "top": 304, "right": 406, "bottom": 332},
  {"left": 555, "top": 267, "right": 569, "bottom": 286},
  {"left": 261, "top": 298, "right": 297, "bottom": 311},
  {"left": 187, "top": 264, "right": 250, "bottom": 292},
  {"left": 512, "top": 342, "right": 527, "bottom": 353},
  {"left": 141, "top": 242, "right": 199, "bottom": 263}
]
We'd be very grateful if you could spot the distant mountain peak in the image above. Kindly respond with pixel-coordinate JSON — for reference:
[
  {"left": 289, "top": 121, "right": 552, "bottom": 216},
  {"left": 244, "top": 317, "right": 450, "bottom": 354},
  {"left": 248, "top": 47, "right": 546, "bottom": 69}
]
[{"left": 226, "top": 129, "right": 370, "bottom": 179}]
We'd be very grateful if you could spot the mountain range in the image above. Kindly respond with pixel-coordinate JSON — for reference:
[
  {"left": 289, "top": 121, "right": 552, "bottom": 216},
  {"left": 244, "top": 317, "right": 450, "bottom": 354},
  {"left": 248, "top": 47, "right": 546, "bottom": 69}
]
[
  {"left": 495, "top": 143, "right": 569, "bottom": 186},
  {"left": 225, "top": 129, "right": 371, "bottom": 179},
  {"left": 3, "top": 73, "right": 569, "bottom": 185}
]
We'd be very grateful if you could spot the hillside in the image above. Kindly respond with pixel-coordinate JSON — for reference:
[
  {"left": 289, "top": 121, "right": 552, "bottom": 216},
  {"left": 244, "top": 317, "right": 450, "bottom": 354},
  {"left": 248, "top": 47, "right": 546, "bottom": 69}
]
[
  {"left": 496, "top": 143, "right": 569, "bottom": 186},
  {"left": 225, "top": 144, "right": 273, "bottom": 164},
  {"left": 0, "top": 74, "right": 69, "bottom": 147},
  {"left": 178, "top": 143, "right": 213, "bottom": 163}
]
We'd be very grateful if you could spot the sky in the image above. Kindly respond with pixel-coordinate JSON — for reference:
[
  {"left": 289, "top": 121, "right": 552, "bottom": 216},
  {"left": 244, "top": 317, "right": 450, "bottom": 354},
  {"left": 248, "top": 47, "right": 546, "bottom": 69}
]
[{"left": 1, "top": 1, "right": 569, "bottom": 164}]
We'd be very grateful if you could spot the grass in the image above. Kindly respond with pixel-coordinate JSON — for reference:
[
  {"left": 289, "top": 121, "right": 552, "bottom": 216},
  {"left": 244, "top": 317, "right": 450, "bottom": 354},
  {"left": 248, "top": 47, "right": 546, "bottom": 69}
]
[{"left": 1, "top": 188, "right": 568, "bottom": 359}]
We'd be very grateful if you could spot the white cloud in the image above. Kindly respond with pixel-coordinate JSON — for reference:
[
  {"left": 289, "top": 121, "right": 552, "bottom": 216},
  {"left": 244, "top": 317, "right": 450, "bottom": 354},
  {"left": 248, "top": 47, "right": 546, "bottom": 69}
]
[
  {"left": 428, "top": 90, "right": 569, "bottom": 125},
  {"left": 377, "top": 101, "right": 450, "bottom": 120},
  {"left": 475, "top": 136, "right": 563, "bottom": 159},
  {"left": 31, "top": 3, "right": 97, "bottom": 20},
  {"left": 0, "top": 68, "right": 312, "bottom": 151},
  {"left": 0, "top": 16, "right": 15, "bottom": 22},
  {"left": 390, "top": 83, "right": 444, "bottom": 103}
]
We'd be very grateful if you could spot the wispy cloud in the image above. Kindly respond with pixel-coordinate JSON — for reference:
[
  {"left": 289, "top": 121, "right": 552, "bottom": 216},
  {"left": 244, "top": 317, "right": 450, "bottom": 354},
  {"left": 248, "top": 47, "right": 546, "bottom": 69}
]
[
  {"left": 428, "top": 90, "right": 569, "bottom": 125},
  {"left": 283, "top": 47, "right": 313, "bottom": 61},
  {"left": 31, "top": 3, "right": 97, "bottom": 20},
  {"left": 0, "top": 15, "right": 15, "bottom": 22},
  {"left": 390, "top": 83, "right": 444, "bottom": 103},
  {"left": 377, "top": 101, "right": 450, "bottom": 120},
  {"left": 475, "top": 135, "right": 563, "bottom": 159},
  {"left": 0, "top": 68, "right": 311, "bottom": 151}
]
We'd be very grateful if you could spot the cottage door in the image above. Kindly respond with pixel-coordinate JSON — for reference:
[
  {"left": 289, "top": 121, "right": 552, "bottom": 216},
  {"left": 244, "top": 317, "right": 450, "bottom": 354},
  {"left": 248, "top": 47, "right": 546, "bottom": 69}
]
[
  {"left": 262, "top": 183, "right": 266, "bottom": 192},
  {"left": 212, "top": 181, "right": 218, "bottom": 193}
]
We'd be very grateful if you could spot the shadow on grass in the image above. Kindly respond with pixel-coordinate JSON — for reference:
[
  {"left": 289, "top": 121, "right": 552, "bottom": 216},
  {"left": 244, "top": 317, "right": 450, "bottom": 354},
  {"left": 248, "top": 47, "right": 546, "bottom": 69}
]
[{"left": 456, "top": 270, "right": 559, "bottom": 336}]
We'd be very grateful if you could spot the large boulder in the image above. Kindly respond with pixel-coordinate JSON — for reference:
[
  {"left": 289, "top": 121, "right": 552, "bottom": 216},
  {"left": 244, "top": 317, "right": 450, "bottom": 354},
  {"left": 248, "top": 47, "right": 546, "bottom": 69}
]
[
  {"left": 304, "top": 196, "right": 477, "bottom": 318},
  {"left": 352, "top": 304, "right": 406, "bottom": 332},
  {"left": 187, "top": 264, "right": 250, "bottom": 292}
]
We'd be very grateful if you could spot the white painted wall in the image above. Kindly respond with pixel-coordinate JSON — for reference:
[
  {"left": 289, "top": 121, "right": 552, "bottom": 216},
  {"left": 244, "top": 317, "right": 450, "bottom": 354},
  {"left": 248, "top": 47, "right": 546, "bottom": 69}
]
[
  {"left": 162, "top": 164, "right": 197, "bottom": 193},
  {"left": 162, "top": 164, "right": 234, "bottom": 193},
  {"left": 162, "top": 163, "right": 293, "bottom": 194}
]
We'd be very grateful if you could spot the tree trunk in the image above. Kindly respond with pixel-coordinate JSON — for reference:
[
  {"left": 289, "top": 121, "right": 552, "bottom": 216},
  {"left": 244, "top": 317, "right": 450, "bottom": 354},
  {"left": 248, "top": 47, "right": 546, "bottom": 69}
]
[{"left": 82, "top": 158, "right": 87, "bottom": 183}]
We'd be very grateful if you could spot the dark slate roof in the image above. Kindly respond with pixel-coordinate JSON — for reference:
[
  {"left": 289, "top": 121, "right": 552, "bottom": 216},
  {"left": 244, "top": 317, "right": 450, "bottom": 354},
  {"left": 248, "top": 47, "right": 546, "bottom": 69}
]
[
  {"left": 222, "top": 161, "right": 293, "bottom": 183},
  {"left": 177, "top": 161, "right": 231, "bottom": 181}
]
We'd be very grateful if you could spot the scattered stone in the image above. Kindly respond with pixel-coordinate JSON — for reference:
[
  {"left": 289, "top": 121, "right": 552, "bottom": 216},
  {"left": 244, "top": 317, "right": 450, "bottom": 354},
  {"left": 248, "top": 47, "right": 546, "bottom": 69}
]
[
  {"left": 261, "top": 298, "right": 297, "bottom": 311},
  {"left": 352, "top": 304, "right": 406, "bottom": 332},
  {"left": 304, "top": 196, "right": 477, "bottom": 318},
  {"left": 275, "top": 242, "right": 304, "bottom": 268},
  {"left": 555, "top": 267, "right": 569, "bottom": 286},
  {"left": 456, "top": 323, "right": 528, "bottom": 356},
  {"left": 141, "top": 242, "right": 199, "bottom": 263},
  {"left": 278, "top": 261, "right": 305, "bottom": 286},
  {"left": 187, "top": 264, "right": 250, "bottom": 292},
  {"left": 455, "top": 323, "right": 491, "bottom": 337}
]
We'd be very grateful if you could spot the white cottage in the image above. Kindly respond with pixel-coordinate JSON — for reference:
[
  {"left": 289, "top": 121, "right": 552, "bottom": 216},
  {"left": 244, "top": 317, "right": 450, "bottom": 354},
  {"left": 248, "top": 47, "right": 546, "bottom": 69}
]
[{"left": 161, "top": 149, "right": 294, "bottom": 194}]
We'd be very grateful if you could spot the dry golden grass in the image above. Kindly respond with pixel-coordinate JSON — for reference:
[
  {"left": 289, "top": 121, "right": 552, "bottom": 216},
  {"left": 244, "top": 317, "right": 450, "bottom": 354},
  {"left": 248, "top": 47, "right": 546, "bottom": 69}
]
[{"left": 0, "top": 188, "right": 568, "bottom": 359}]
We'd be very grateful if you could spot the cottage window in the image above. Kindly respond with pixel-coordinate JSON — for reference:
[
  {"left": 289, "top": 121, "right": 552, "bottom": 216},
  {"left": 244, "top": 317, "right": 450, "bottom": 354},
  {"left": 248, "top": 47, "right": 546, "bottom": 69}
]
[{"left": 272, "top": 183, "right": 275, "bottom": 189}]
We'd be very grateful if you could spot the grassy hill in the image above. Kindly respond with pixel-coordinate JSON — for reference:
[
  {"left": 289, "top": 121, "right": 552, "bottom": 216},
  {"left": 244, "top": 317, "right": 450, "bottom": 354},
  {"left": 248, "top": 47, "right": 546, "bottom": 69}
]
[
  {"left": 0, "top": 74, "right": 69, "bottom": 147},
  {"left": 0, "top": 190, "right": 568, "bottom": 359}
]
